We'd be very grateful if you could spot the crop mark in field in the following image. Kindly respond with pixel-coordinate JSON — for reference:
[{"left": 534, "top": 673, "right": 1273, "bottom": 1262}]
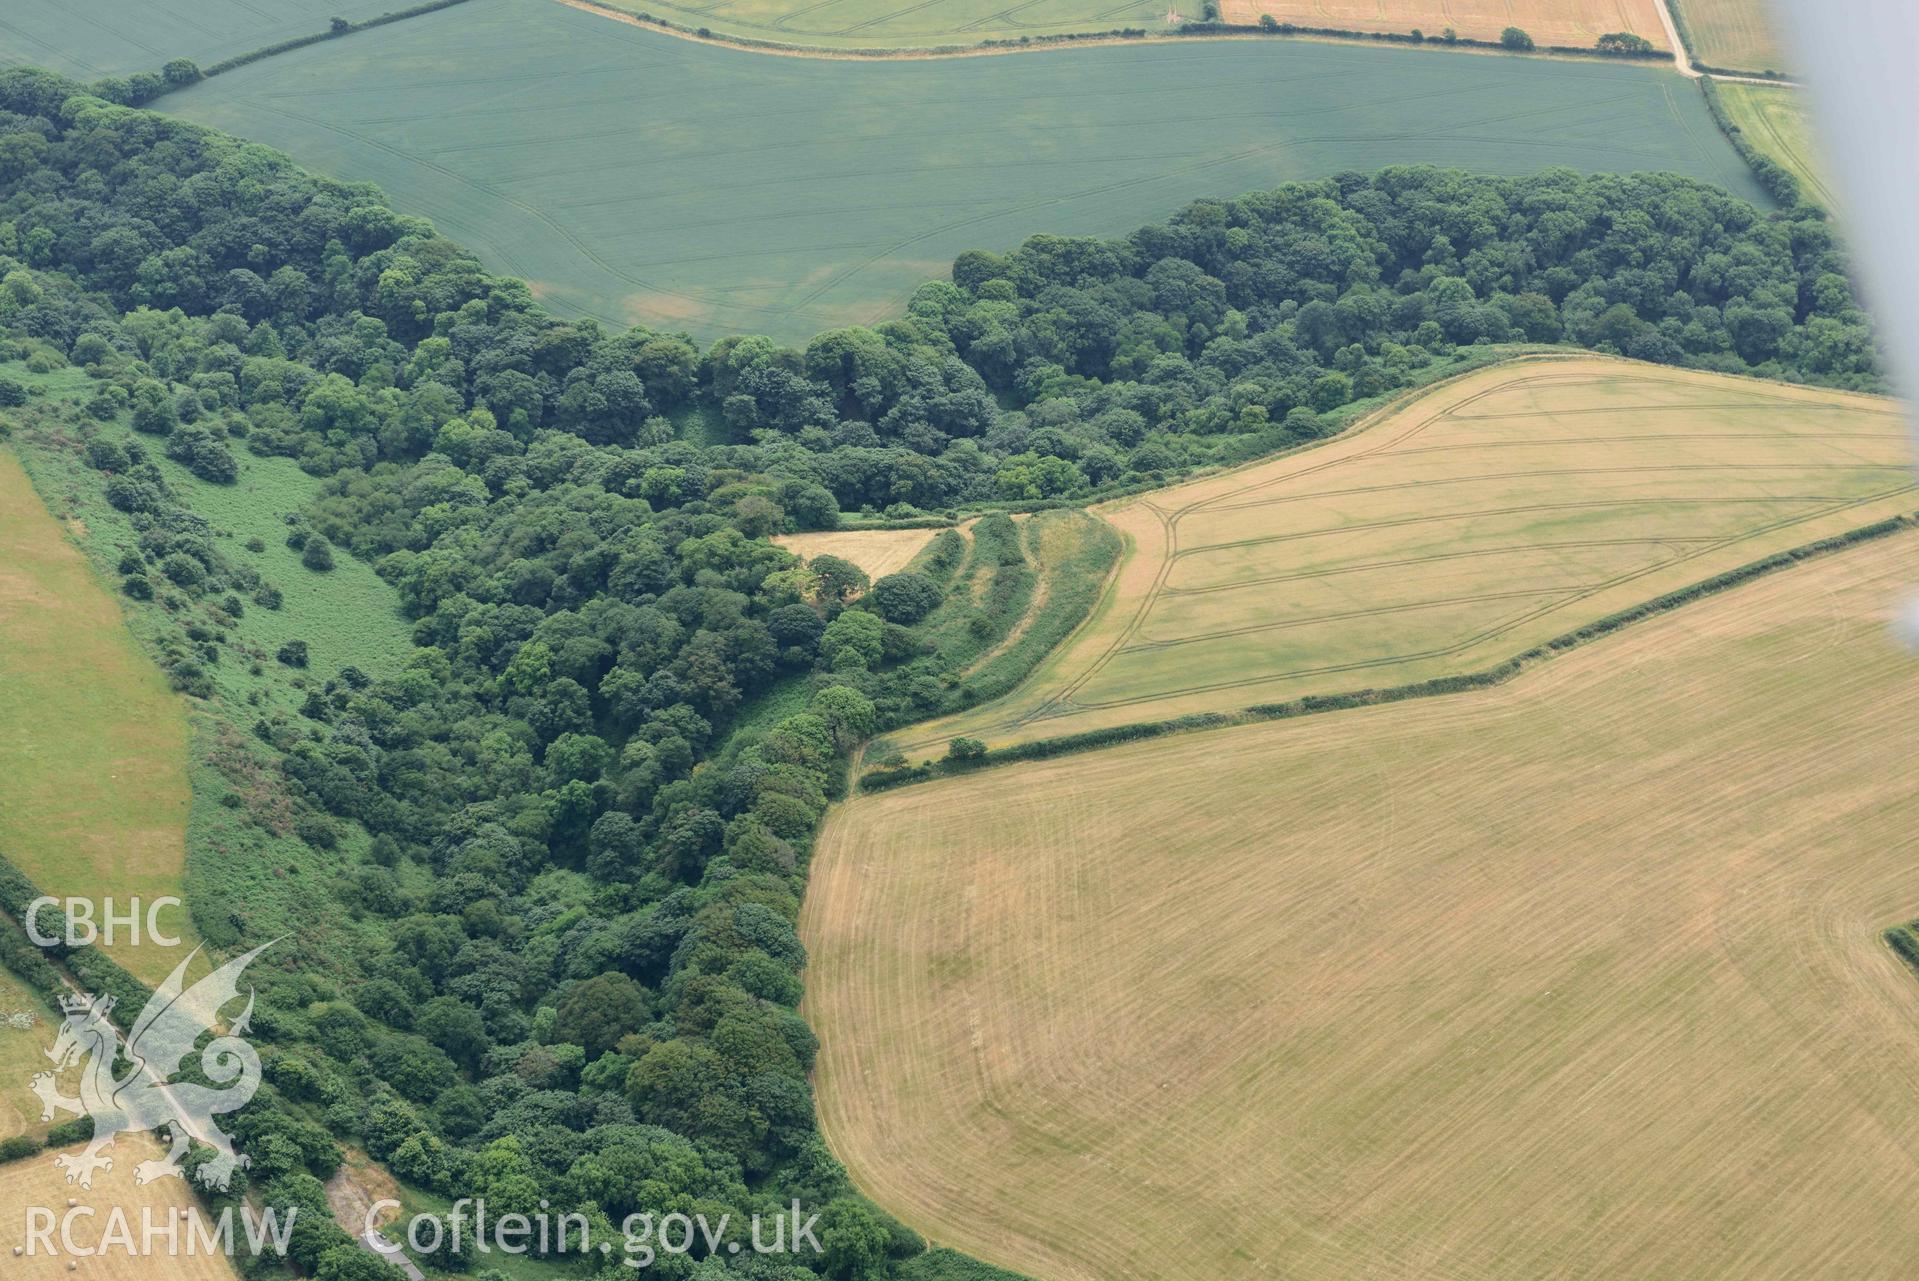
[
  {"left": 1119, "top": 586, "right": 1589, "bottom": 653},
  {"left": 1196, "top": 463, "right": 1901, "bottom": 514},
  {"left": 1157, "top": 537, "right": 1713, "bottom": 596},
  {"left": 956, "top": 0, "right": 1078, "bottom": 33},
  {"left": 769, "top": 0, "right": 861, "bottom": 27}
]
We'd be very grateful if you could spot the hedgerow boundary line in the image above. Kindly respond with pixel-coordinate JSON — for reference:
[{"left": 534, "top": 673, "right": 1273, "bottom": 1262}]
[
  {"left": 858, "top": 513, "right": 1919, "bottom": 791},
  {"left": 560, "top": 0, "right": 1679, "bottom": 63},
  {"left": 130, "top": 0, "right": 478, "bottom": 102}
]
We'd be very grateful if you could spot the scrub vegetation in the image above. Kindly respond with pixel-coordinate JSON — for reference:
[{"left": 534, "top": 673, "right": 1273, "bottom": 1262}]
[{"left": 0, "top": 4, "right": 1896, "bottom": 1273}]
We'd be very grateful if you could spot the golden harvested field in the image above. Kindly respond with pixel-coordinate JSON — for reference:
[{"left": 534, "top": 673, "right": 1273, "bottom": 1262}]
[
  {"left": 0, "top": 449, "right": 193, "bottom": 983},
  {"left": 773, "top": 527, "right": 945, "bottom": 581},
  {"left": 0, "top": 1137, "right": 243, "bottom": 1279},
  {"left": 805, "top": 530, "right": 1919, "bottom": 1281},
  {"left": 1215, "top": 0, "right": 1668, "bottom": 49},
  {"left": 0, "top": 965, "right": 53, "bottom": 1142},
  {"left": 1673, "top": 0, "right": 1787, "bottom": 73},
  {"left": 897, "top": 357, "right": 1913, "bottom": 761}
]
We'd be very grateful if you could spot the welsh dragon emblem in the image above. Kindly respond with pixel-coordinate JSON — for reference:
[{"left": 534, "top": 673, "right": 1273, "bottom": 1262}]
[{"left": 30, "top": 942, "right": 273, "bottom": 1191}]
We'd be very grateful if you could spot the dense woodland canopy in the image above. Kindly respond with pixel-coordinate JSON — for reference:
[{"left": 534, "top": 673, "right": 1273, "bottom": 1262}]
[{"left": 0, "top": 62, "right": 1885, "bottom": 1281}]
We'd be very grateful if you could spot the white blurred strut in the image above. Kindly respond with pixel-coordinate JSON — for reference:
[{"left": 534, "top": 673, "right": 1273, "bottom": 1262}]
[{"left": 1767, "top": 0, "right": 1919, "bottom": 644}]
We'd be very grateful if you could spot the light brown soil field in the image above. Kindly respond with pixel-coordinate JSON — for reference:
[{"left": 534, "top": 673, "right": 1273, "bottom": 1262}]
[
  {"left": 0, "top": 450, "right": 193, "bottom": 983},
  {"left": 1215, "top": 0, "right": 1668, "bottom": 49},
  {"left": 805, "top": 530, "right": 1919, "bottom": 1281},
  {"left": 895, "top": 357, "right": 1913, "bottom": 762},
  {"left": 1672, "top": 0, "right": 1787, "bottom": 73},
  {"left": 0, "top": 1137, "right": 244, "bottom": 1279},
  {"left": 773, "top": 526, "right": 946, "bottom": 581}
]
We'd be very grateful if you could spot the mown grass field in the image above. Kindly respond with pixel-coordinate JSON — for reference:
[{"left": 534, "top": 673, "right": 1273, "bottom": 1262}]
[
  {"left": 805, "top": 530, "right": 1919, "bottom": 1281},
  {"left": 896, "top": 357, "right": 1914, "bottom": 760},
  {"left": 1671, "top": 0, "right": 1785, "bottom": 73},
  {"left": 0, "top": 964, "right": 53, "bottom": 1142},
  {"left": 1217, "top": 0, "right": 1668, "bottom": 49},
  {"left": 163, "top": 0, "right": 1761, "bottom": 343},
  {"left": 0, "top": 0, "right": 401, "bottom": 79},
  {"left": 0, "top": 446, "right": 193, "bottom": 984},
  {"left": 0, "top": 1137, "right": 243, "bottom": 1279},
  {"left": 1719, "top": 82, "right": 1832, "bottom": 207}
]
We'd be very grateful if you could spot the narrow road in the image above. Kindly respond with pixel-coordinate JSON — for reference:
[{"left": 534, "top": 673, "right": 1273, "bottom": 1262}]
[
  {"left": 1649, "top": 0, "right": 1804, "bottom": 86},
  {"left": 360, "top": 1231, "right": 427, "bottom": 1281}
]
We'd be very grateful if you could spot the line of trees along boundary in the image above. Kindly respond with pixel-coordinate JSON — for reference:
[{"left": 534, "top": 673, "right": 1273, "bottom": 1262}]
[
  {"left": 858, "top": 514, "right": 1919, "bottom": 792},
  {"left": 92, "top": 0, "right": 479, "bottom": 108},
  {"left": 1695, "top": 75, "right": 1805, "bottom": 208},
  {"left": 547, "top": 0, "right": 1678, "bottom": 64}
]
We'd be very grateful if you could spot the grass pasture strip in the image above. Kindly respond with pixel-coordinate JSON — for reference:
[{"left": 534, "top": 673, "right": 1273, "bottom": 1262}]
[
  {"left": 0, "top": 962, "right": 54, "bottom": 1142},
  {"left": 1669, "top": 0, "right": 1787, "bottom": 74},
  {"left": 805, "top": 531, "right": 1919, "bottom": 1281},
  {"left": 586, "top": 0, "right": 1666, "bottom": 54},
  {"left": 586, "top": 0, "right": 1171, "bottom": 48},
  {"left": 951, "top": 510, "right": 1119, "bottom": 703},
  {"left": 773, "top": 526, "right": 944, "bottom": 579},
  {"left": 893, "top": 357, "right": 1914, "bottom": 762},
  {"left": 162, "top": 0, "right": 1762, "bottom": 344},
  {"left": 0, "top": 448, "right": 193, "bottom": 984},
  {"left": 0, "top": 0, "right": 404, "bottom": 79},
  {"left": 1215, "top": 0, "right": 1668, "bottom": 50},
  {"left": 1718, "top": 81, "right": 1833, "bottom": 207}
]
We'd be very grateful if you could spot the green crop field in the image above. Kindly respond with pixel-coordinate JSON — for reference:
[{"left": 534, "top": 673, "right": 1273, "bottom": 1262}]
[
  {"left": 1719, "top": 82, "right": 1832, "bottom": 208},
  {"left": 896, "top": 357, "right": 1915, "bottom": 762},
  {"left": 162, "top": 0, "right": 1763, "bottom": 344},
  {"left": 0, "top": 0, "right": 402, "bottom": 79}
]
